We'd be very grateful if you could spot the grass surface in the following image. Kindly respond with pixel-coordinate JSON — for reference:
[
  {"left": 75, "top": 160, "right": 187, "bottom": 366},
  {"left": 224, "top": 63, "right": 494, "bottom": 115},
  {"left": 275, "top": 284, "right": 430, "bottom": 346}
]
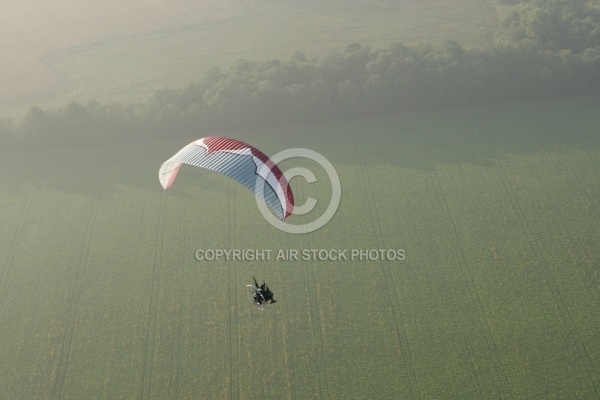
[{"left": 0, "top": 96, "right": 599, "bottom": 398}]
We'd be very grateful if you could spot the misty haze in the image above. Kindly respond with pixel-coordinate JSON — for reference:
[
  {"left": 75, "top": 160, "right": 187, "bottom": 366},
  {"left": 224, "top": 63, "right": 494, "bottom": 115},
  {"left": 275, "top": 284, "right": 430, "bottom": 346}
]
[{"left": 0, "top": 1, "right": 599, "bottom": 399}]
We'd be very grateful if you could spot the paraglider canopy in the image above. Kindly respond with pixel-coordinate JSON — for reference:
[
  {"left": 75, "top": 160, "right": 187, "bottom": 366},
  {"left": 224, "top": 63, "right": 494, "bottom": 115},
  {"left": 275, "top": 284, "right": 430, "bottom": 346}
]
[{"left": 159, "top": 136, "right": 294, "bottom": 219}]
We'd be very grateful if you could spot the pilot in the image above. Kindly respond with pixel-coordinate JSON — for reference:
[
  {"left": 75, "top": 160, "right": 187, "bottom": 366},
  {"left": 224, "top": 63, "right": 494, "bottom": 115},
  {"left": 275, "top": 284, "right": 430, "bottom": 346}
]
[{"left": 253, "top": 277, "right": 276, "bottom": 304}]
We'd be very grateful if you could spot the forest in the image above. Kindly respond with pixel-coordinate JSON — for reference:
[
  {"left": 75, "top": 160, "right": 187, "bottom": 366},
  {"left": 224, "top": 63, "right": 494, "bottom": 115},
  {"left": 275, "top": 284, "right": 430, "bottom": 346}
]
[{"left": 1, "top": 0, "right": 599, "bottom": 150}]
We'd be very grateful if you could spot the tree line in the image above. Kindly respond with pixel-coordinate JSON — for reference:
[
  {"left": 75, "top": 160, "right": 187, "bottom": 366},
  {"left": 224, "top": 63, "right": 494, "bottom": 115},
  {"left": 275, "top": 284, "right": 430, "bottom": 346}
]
[{"left": 2, "top": 0, "right": 599, "bottom": 150}]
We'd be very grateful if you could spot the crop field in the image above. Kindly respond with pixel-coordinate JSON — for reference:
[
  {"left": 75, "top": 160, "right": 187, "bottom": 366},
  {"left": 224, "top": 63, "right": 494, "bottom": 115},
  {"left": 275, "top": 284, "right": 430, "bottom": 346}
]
[
  {"left": 1, "top": 0, "right": 498, "bottom": 117},
  {"left": 0, "top": 96, "right": 599, "bottom": 399}
]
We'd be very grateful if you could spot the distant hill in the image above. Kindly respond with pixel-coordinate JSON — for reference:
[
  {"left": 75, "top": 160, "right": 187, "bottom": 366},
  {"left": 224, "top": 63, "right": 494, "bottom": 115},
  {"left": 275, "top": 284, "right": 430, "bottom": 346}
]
[{"left": 0, "top": 0, "right": 498, "bottom": 117}]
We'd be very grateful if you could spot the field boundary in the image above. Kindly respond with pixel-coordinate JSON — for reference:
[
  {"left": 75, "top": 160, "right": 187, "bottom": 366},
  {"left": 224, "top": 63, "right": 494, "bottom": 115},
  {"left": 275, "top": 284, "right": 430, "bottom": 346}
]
[
  {"left": 141, "top": 189, "right": 168, "bottom": 399},
  {"left": 228, "top": 179, "right": 240, "bottom": 400},
  {"left": 296, "top": 178, "right": 330, "bottom": 399},
  {"left": 353, "top": 134, "right": 421, "bottom": 399},
  {"left": 51, "top": 167, "right": 105, "bottom": 399},
  {"left": 0, "top": 183, "right": 35, "bottom": 305},
  {"left": 412, "top": 183, "right": 486, "bottom": 393},
  {"left": 422, "top": 130, "right": 514, "bottom": 399}
]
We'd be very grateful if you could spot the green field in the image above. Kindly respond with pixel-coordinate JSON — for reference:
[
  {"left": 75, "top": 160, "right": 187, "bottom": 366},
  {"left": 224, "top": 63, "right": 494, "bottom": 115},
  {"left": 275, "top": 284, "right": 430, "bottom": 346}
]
[
  {"left": 1, "top": 0, "right": 498, "bottom": 118},
  {"left": 0, "top": 96, "right": 598, "bottom": 398}
]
